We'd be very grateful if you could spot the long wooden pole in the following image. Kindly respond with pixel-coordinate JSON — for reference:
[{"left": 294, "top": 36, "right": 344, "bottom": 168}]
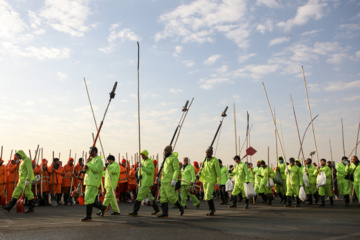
[
  {"left": 355, "top": 115, "right": 360, "bottom": 156},
  {"left": 137, "top": 41, "right": 142, "bottom": 185},
  {"left": 233, "top": 103, "right": 238, "bottom": 155},
  {"left": 246, "top": 111, "right": 249, "bottom": 162},
  {"left": 302, "top": 66, "right": 319, "bottom": 166},
  {"left": 342, "top": 118, "right": 346, "bottom": 156},
  {"left": 274, "top": 108, "right": 278, "bottom": 167},
  {"left": 290, "top": 95, "right": 306, "bottom": 161},
  {"left": 279, "top": 118, "right": 286, "bottom": 161}
]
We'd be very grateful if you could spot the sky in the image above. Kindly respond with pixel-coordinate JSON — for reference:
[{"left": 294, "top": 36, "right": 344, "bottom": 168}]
[{"left": 0, "top": 0, "right": 359, "bottom": 167}]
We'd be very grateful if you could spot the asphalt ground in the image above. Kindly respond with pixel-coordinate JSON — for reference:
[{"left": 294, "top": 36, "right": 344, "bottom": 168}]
[{"left": 0, "top": 198, "right": 359, "bottom": 240}]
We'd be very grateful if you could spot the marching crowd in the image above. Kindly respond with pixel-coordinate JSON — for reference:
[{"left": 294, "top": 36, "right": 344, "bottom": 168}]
[{"left": 0, "top": 146, "right": 359, "bottom": 221}]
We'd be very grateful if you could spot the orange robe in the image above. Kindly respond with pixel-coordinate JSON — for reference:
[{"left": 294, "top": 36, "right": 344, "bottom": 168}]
[
  {"left": 62, "top": 164, "right": 75, "bottom": 188},
  {"left": 48, "top": 164, "right": 63, "bottom": 194},
  {"left": 6, "top": 162, "right": 19, "bottom": 202},
  {"left": 41, "top": 165, "right": 50, "bottom": 193},
  {"left": 0, "top": 164, "right": 6, "bottom": 197}
]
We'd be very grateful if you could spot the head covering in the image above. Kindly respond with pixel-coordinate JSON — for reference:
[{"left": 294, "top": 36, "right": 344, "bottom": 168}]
[
  {"left": 295, "top": 159, "right": 301, "bottom": 163},
  {"left": 193, "top": 161, "right": 198, "bottom": 166},
  {"left": 342, "top": 156, "right": 348, "bottom": 160},
  {"left": 164, "top": 145, "right": 172, "bottom": 153},
  {"left": 206, "top": 146, "right": 213, "bottom": 154},
  {"left": 153, "top": 160, "right": 158, "bottom": 166},
  {"left": 320, "top": 158, "right": 326, "bottom": 162},
  {"left": 257, "top": 160, "right": 262, "bottom": 163},
  {"left": 53, "top": 158, "right": 59, "bottom": 162},
  {"left": 68, "top": 157, "right": 74, "bottom": 163},
  {"left": 140, "top": 150, "right": 149, "bottom": 158},
  {"left": 121, "top": 158, "right": 126, "bottom": 164},
  {"left": 42, "top": 158, "right": 48, "bottom": 164},
  {"left": 233, "top": 155, "right": 240, "bottom": 160},
  {"left": 278, "top": 156, "right": 284, "bottom": 161},
  {"left": 179, "top": 162, "right": 182, "bottom": 166},
  {"left": 218, "top": 159, "right": 222, "bottom": 164},
  {"left": 90, "top": 146, "right": 98, "bottom": 153},
  {"left": 260, "top": 160, "right": 265, "bottom": 165},
  {"left": 289, "top": 158, "right": 295, "bottom": 163},
  {"left": 107, "top": 155, "right": 115, "bottom": 161},
  {"left": 134, "top": 163, "right": 138, "bottom": 168},
  {"left": 0, "top": 158, "right": 3, "bottom": 163}
]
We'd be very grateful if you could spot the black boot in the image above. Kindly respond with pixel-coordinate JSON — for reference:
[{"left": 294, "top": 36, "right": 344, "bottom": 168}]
[
  {"left": 174, "top": 201, "right": 184, "bottom": 216},
  {"left": 284, "top": 194, "right": 287, "bottom": 204},
  {"left": 260, "top": 193, "right": 267, "bottom": 204},
  {"left": 296, "top": 197, "right": 300, "bottom": 207},
  {"left": 128, "top": 200, "right": 141, "bottom": 216},
  {"left": 151, "top": 201, "right": 160, "bottom": 215},
  {"left": 314, "top": 193, "right": 319, "bottom": 204},
  {"left": 1, "top": 198, "right": 17, "bottom": 212},
  {"left": 56, "top": 194, "right": 62, "bottom": 205},
  {"left": 245, "top": 198, "right": 249, "bottom": 209},
  {"left": 238, "top": 194, "right": 243, "bottom": 203},
  {"left": 158, "top": 202, "right": 168, "bottom": 218},
  {"left": 307, "top": 195, "right": 313, "bottom": 205},
  {"left": 319, "top": 196, "right": 325, "bottom": 207},
  {"left": 64, "top": 194, "right": 70, "bottom": 205},
  {"left": 330, "top": 196, "right": 334, "bottom": 206},
  {"left": 285, "top": 196, "right": 292, "bottom": 207},
  {"left": 24, "top": 199, "right": 35, "bottom": 213},
  {"left": 81, "top": 204, "right": 93, "bottom": 222},
  {"left": 344, "top": 195, "right": 350, "bottom": 207},
  {"left": 228, "top": 195, "right": 237, "bottom": 208},
  {"left": 93, "top": 200, "right": 107, "bottom": 217},
  {"left": 279, "top": 193, "right": 284, "bottom": 203},
  {"left": 206, "top": 199, "right": 215, "bottom": 216}
]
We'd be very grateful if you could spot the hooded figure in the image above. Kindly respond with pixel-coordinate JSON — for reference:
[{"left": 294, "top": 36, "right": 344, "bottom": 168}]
[
  {"left": 275, "top": 156, "right": 287, "bottom": 204},
  {"left": 62, "top": 158, "right": 75, "bottom": 205},
  {"left": 0, "top": 158, "right": 5, "bottom": 203},
  {"left": 1, "top": 150, "right": 35, "bottom": 213}
]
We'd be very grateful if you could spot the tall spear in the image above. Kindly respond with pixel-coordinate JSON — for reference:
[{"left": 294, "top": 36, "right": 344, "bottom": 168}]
[
  {"left": 137, "top": 41, "right": 142, "bottom": 185},
  {"left": 342, "top": 118, "right": 346, "bottom": 156},
  {"left": 233, "top": 103, "right": 238, "bottom": 155}
]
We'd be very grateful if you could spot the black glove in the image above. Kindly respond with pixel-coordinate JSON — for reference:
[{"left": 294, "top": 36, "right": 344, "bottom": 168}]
[
  {"left": 139, "top": 175, "right": 143, "bottom": 180},
  {"left": 228, "top": 170, "right": 232, "bottom": 174},
  {"left": 245, "top": 182, "right": 249, "bottom": 184},
  {"left": 105, "top": 163, "right": 109, "bottom": 168}
]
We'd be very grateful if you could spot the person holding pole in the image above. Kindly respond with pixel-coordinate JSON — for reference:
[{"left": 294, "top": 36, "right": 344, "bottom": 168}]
[
  {"left": 304, "top": 158, "right": 317, "bottom": 205},
  {"left": 219, "top": 159, "right": 229, "bottom": 205},
  {"left": 345, "top": 156, "right": 359, "bottom": 206},
  {"left": 0, "top": 158, "right": 5, "bottom": 204},
  {"left": 96, "top": 154, "right": 120, "bottom": 216},
  {"left": 285, "top": 158, "right": 303, "bottom": 208},
  {"left": 258, "top": 160, "right": 274, "bottom": 205},
  {"left": 5, "top": 156, "right": 19, "bottom": 204},
  {"left": 275, "top": 156, "right": 287, "bottom": 204},
  {"left": 2, "top": 150, "right": 35, "bottom": 213},
  {"left": 157, "top": 145, "right": 184, "bottom": 218},
  {"left": 62, "top": 158, "right": 75, "bottom": 205},
  {"left": 315, "top": 158, "right": 333, "bottom": 207},
  {"left": 336, "top": 156, "right": 351, "bottom": 206},
  {"left": 180, "top": 157, "right": 200, "bottom": 209},
  {"left": 228, "top": 155, "right": 250, "bottom": 210},
  {"left": 128, "top": 150, "right": 160, "bottom": 216},
  {"left": 80, "top": 147, "right": 107, "bottom": 222}
]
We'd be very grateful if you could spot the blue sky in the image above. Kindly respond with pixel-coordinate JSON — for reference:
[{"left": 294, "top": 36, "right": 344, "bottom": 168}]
[{"left": 0, "top": 0, "right": 359, "bottom": 166}]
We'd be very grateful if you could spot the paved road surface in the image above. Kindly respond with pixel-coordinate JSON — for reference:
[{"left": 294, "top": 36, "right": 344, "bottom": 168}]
[{"left": 0, "top": 199, "right": 359, "bottom": 240}]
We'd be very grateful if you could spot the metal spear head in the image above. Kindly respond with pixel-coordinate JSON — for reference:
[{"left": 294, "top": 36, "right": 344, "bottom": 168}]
[
  {"left": 221, "top": 106, "right": 228, "bottom": 117},
  {"left": 310, "top": 151, "right": 316, "bottom": 156},
  {"left": 110, "top": 81, "right": 118, "bottom": 99},
  {"left": 182, "top": 100, "right": 189, "bottom": 112}
]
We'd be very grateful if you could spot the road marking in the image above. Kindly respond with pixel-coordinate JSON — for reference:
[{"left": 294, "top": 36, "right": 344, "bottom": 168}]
[{"left": 322, "top": 232, "right": 360, "bottom": 240}]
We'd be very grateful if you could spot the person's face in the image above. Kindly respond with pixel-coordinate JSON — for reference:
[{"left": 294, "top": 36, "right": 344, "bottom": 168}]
[
  {"left": 183, "top": 158, "right": 188, "bottom": 165},
  {"left": 342, "top": 158, "right": 347, "bottom": 163},
  {"left": 327, "top": 162, "right": 331, "bottom": 167},
  {"left": 107, "top": 159, "right": 114, "bottom": 165},
  {"left": 261, "top": 164, "right": 265, "bottom": 168},
  {"left": 179, "top": 163, "right": 183, "bottom": 168},
  {"left": 249, "top": 163, "right": 253, "bottom": 168},
  {"left": 206, "top": 151, "right": 212, "bottom": 158},
  {"left": 257, "top": 162, "right": 261, "bottom": 167},
  {"left": 141, "top": 154, "right": 146, "bottom": 160},
  {"left": 351, "top": 156, "right": 357, "bottom": 163},
  {"left": 321, "top": 160, "right": 326, "bottom": 166},
  {"left": 219, "top": 163, "right": 223, "bottom": 168},
  {"left": 69, "top": 160, "right": 74, "bottom": 166},
  {"left": 15, "top": 154, "right": 22, "bottom": 160},
  {"left": 296, "top": 162, "right": 300, "bottom": 167},
  {"left": 195, "top": 163, "right": 199, "bottom": 168},
  {"left": 290, "top": 162, "right": 295, "bottom": 167},
  {"left": 54, "top": 160, "right": 59, "bottom": 166},
  {"left": 234, "top": 158, "right": 240, "bottom": 164},
  {"left": 306, "top": 159, "right": 311, "bottom": 165},
  {"left": 89, "top": 149, "right": 97, "bottom": 157}
]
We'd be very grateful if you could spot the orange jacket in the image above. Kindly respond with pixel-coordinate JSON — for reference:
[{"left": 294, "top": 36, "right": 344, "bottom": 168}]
[
  {"left": 48, "top": 164, "right": 63, "bottom": 185},
  {"left": 6, "top": 162, "right": 19, "bottom": 184},
  {"left": 62, "top": 164, "right": 75, "bottom": 187},
  {"left": 118, "top": 164, "right": 128, "bottom": 184},
  {"left": 154, "top": 166, "right": 158, "bottom": 182},
  {"left": 40, "top": 164, "right": 50, "bottom": 192},
  {"left": 0, "top": 164, "right": 6, "bottom": 185},
  {"left": 33, "top": 165, "right": 41, "bottom": 175},
  {"left": 129, "top": 168, "right": 136, "bottom": 185}
]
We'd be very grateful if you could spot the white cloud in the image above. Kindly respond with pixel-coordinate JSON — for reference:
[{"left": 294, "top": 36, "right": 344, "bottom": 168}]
[
  {"left": 57, "top": 71, "right": 68, "bottom": 80},
  {"left": 342, "top": 95, "right": 360, "bottom": 102},
  {"left": 173, "top": 45, "right": 183, "bottom": 57},
  {"left": 308, "top": 83, "right": 320, "bottom": 92},
  {"left": 28, "top": 10, "right": 42, "bottom": 29},
  {"left": 170, "top": 88, "right": 183, "bottom": 93},
  {"left": 256, "top": 0, "right": 280, "bottom": 8},
  {"left": 204, "top": 54, "right": 221, "bottom": 65},
  {"left": 324, "top": 80, "right": 360, "bottom": 92},
  {"left": 216, "top": 65, "right": 228, "bottom": 73},
  {"left": 238, "top": 53, "right": 256, "bottom": 63},
  {"left": 300, "top": 29, "right": 322, "bottom": 36},
  {"left": 198, "top": 77, "right": 231, "bottom": 90},
  {"left": 231, "top": 64, "right": 280, "bottom": 80},
  {"left": 0, "top": 0, "right": 27, "bottom": 41},
  {"left": 99, "top": 24, "right": 140, "bottom": 53},
  {"left": 182, "top": 59, "right": 195, "bottom": 67},
  {"left": 39, "top": 0, "right": 92, "bottom": 37},
  {"left": 338, "top": 23, "right": 360, "bottom": 38},
  {"left": 155, "top": 0, "right": 249, "bottom": 48},
  {"left": 23, "top": 46, "right": 71, "bottom": 60},
  {"left": 277, "top": 0, "right": 328, "bottom": 31},
  {"left": 256, "top": 19, "right": 274, "bottom": 34},
  {"left": 269, "top": 37, "right": 290, "bottom": 46}
]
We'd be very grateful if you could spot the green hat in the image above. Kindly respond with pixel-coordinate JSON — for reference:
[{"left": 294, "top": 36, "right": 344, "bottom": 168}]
[{"left": 140, "top": 150, "right": 149, "bottom": 158}]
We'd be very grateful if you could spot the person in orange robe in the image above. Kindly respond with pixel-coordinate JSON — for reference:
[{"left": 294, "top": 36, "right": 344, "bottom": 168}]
[
  {"left": 153, "top": 160, "right": 158, "bottom": 183},
  {"left": 48, "top": 158, "right": 63, "bottom": 205},
  {"left": 62, "top": 158, "right": 75, "bottom": 205},
  {"left": 129, "top": 164, "right": 137, "bottom": 201},
  {"left": 6, "top": 157, "right": 19, "bottom": 203},
  {"left": 0, "top": 158, "right": 6, "bottom": 205},
  {"left": 74, "top": 158, "right": 84, "bottom": 204},
  {"left": 40, "top": 159, "right": 50, "bottom": 206},
  {"left": 193, "top": 161, "right": 203, "bottom": 200},
  {"left": 116, "top": 159, "right": 129, "bottom": 202}
]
